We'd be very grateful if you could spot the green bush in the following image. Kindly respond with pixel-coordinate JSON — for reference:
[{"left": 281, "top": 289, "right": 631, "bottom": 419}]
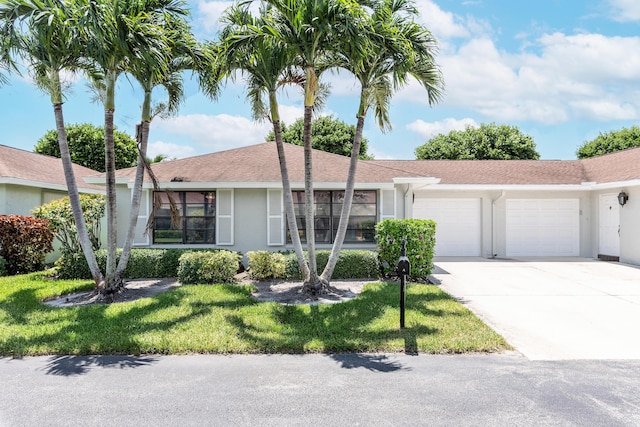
[
  {"left": 177, "top": 250, "right": 241, "bottom": 284},
  {"left": 55, "top": 248, "right": 212, "bottom": 279},
  {"left": 32, "top": 194, "right": 105, "bottom": 253},
  {"left": 247, "top": 251, "right": 286, "bottom": 280},
  {"left": 0, "top": 256, "right": 7, "bottom": 277},
  {"left": 0, "top": 215, "right": 55, "bottom": 275},
  {"left": 284, "top": 250, "right": 379, "bottom": 280},
  {"left": 375, "top": 219, "right": 436, "bottom": 281}
]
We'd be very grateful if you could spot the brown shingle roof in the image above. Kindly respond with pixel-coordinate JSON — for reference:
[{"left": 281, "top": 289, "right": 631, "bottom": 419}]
[
  {"left": 0, "top": 144, "right": 104, "bottom": 191},
  {"left": 113, "top": 142, "right": 425, "bottom": 184},
  {"left": 368, "top": 159, "right": 587, "bottom": 185},
  {"left": 110, "top": 143, "right": 640, "bottom": 187},
  {"left": 580, "top": 146, "right": 640, "bottom": 183}
]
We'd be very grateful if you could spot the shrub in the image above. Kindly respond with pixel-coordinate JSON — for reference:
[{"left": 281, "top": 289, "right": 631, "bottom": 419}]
[
  {"left": 32, "top": 194, "right": 105, "bottom": 253},
  {"left": 0, "top": 256, "right": 7, "bottom": 277},
  {"left": 177, "top": 250, "right": 241, "bottom": 284},
  {"left": 0, "top": 215, "right": 55, "bottom": 275},
  {"left": 55, "top": 248, "right": 211, "bottom": 279},
  {"left": 284, "top": 250, "right": 379, "bottom": 280},
  {"left": 375, "top": 218, "right": 436, "bottom": 281},
  {"left": 247, "top": 251, "right": 286, "bottom": 280}
]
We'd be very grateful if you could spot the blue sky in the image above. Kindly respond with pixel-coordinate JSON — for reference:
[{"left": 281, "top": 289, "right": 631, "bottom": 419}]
[{"left": 2, "top": 0, "right": 640, "bottom": 161}]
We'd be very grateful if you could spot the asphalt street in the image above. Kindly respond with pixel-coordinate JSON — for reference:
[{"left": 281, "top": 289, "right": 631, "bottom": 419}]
[{"left": 2, "top": 353, "right": 640, "bottom": 426}]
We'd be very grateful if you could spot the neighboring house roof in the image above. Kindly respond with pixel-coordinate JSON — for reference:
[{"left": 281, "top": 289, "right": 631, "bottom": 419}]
[
  {"left": 103, "top": 142, "right": 640, "bottom": 188},
  {"left": 0, "top": 144, "right": 104, "bottom": 192}
]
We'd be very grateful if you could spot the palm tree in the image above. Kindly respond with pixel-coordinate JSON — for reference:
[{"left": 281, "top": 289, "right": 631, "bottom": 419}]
[
  {"left": 115, "top": 10, "right": 200, "bottom": 285},
  {"left": 78, "top": 0, "right": 188, "bottom": 293},
  {"left": 319, "top": 0, "right": 443, "bottom": 282},
  {"left": 255, "top": 0, "right": 365, "bottom": 294},
  {"left": 218, "top": 3, "right": 311, "bottom": 282},
  {"left": 0, "top": 0, "right": 104, "bottom": 285}
]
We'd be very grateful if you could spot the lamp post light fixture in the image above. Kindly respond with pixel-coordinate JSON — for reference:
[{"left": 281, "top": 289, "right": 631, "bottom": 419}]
[{"left": 618, "top": 191, "right": 629, "bottom": 207}]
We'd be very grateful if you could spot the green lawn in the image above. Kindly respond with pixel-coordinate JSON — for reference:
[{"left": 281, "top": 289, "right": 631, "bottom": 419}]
[{"left": 0, "top": 272, "right": 511, "bottom": 356}]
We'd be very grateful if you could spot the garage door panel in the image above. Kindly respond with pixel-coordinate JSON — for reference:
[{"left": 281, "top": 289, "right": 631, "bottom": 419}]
[
  {"left": 413, "top": 198, "right": 481, "bottom": 256},
  {"left": 506, "top": 199, "right": 579, "bottom": 257}
]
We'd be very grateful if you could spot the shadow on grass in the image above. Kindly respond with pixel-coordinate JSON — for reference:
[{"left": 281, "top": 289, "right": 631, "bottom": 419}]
[
  {"left": 0, "top": 284, "right": 256, "bottom": 366},
  {"left": 225, "top": 283, "right": 453, "bottom": 356},
  {"left": 42, "top": 355, "right": 158, "bottom": 376}
]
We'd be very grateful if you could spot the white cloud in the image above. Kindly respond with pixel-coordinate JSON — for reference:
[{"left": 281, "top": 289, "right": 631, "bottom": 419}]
[
  {"left": 196, "top": 0, "right": 233, "bottom": 33},
  {"left": 407, "top": 117, "right": 478, "bottom": 139},
  {"left": 414, "top": 0, "right": 470, "bottom": 40},
  {"left": 278, "top": 104, "right": 305, "bottom": 127},
  {"left": 147, "top": 141, "right": 198, "bottom": 160},
  {"left": 608, "top": 0, "right": 640, "bottom": 22},
  {"left": 154, "top": 113, "right": 271, "bottom": 152},
  {"left": 396, "top": 29, "right": 640, "bottom": 124}
]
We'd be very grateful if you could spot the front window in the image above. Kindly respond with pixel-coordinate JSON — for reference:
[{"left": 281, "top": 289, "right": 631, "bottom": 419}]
[
  {"left": 290, "top": 190, "right": 377, "bottom": 243},
  {"left": 153, "top": 191, "right": 216, "bottom": 244}
]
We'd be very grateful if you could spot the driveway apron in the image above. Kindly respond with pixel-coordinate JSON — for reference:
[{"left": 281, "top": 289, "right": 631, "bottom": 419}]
[{"left": 431, "top": 257, "right": 640, "bottom": 360}]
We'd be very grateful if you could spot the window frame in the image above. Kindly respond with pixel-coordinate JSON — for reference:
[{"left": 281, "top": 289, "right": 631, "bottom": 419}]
[
  {"left": 289, "top": 190, "right": 378, "bottom": 244},
  {"left": 152, "top": 191, "right": 216, "bottom": 245}
]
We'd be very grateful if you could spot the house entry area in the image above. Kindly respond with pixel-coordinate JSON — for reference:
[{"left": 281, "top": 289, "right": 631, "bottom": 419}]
[{"left": 598, "top": 193, "right": 620, "bottom": 260}]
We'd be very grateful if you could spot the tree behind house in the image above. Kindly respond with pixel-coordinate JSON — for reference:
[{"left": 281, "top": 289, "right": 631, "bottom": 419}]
[
  {"left": 415, "top": 123, "right": 539, "bottom": 160},
  {"left": 265, "top": 115, "right": 373, "bottom": 159},
  {"left": 35, "top": 123, "right": 138, "bottom": 172}
]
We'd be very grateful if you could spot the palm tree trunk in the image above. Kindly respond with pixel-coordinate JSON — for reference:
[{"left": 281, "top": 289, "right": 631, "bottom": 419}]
[
  {"left": 320, "top": 113, "right": 365, "bottom": 282},
  {"left": 270, "top": 92, "right": 311, "bottom": 282},
  {"left": 302, "top": 102, "right": 321, "bottom": 293},
  {"left": 115, "top": 120, "right": 149, "bottom": 282},
  {"left": 103, "top": 71, "right": 119, "bottom": 293},
  {"left": 53, "top": 102, "right": 104, "bottom": 286},
  {"left": 115, "top": 85, "right": 153, "bottom": 283}
]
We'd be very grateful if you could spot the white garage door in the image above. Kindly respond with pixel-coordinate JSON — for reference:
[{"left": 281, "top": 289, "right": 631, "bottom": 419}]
[
  {"left": 506, "top": 199, "right": 579, "bottom": 256},
  {"left": 413, "top": 198, "right": 481, "bottom": 256}
]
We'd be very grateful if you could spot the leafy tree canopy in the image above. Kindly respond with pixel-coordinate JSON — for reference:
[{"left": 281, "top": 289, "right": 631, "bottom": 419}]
[
  {"left": 415, "top": 123, "right": 540, "bottom": 160},
  {"left": 576, "top": 126, "right": 640, "bottom": 159},
  {"left": 34, "top": 123, "right": 138, "bottom": 172},
  {"left": 265, "top": 115, "right": 374, "bottom": 160}
]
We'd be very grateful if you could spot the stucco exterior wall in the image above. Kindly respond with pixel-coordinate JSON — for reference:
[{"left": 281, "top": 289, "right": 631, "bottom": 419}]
[
  {"left": 1, "top": 184, "right": 42, "bottom": 215},
  {"left": 620, "top": 186, "right": 640, "bottom": 266}
]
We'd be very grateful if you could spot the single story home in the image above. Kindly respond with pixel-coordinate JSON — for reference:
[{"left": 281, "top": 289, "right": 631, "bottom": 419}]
[
  {"left": 85, "top": 142, "right": 640, "bottom": 266},
  {"left": 0, "top": 144, "right": 104, "bottom": 260}
]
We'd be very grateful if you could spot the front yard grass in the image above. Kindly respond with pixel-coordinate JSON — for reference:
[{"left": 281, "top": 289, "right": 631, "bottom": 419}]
[{"left": 0, "top": 272, "right": 511, "bottom": 356}]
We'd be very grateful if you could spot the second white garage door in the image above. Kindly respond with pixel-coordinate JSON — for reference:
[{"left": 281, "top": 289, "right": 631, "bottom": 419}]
[
  {"left": 413, "top": 198, "right": 481, "bottom": 256},
  {"left": 506, "top": 199, "right": 579, "bottom": 256}
]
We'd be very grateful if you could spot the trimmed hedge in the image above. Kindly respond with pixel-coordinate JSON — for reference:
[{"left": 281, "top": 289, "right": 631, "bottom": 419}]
[
  {"left": 247, "top": 251, "right": 286, "bottom": 280},
  {"left": 0, "top": 256, "right": 6, "bottom": 277},
  {"left": 177, "top": 250, "right": 241, "bottom": 284},
  {"left": 284, "top": 250, "right": 379, "bottom": 280},
  {"left": 375, "top": 218, "right": 436, "bottom": 281},
  {"left": 55, "top": 248, "right": 213, "bottom": 279}
]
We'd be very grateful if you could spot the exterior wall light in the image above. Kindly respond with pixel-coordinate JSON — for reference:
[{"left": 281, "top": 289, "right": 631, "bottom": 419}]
[{"left": 618, "top": 191, "right": 629, "bottom": 207}]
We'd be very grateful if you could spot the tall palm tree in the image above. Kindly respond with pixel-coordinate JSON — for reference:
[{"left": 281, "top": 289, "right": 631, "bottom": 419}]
[
  {"left": 256, "top": 0, "right": 365, "bottom": 294},
  {"left": 218, "top": 3, "right": 311, "bottom": 282},
  {"left": 78, "top": 0, "right": 187, "bottom": 293},
  {"left": 115, "top": 11, "right": 200, "bottom": 284},
  {"left": 0, "top": 0, "right": 104, "bottom": 285},
  {"left": 320, "top": 0, "right": 444, "bottom": 282}
]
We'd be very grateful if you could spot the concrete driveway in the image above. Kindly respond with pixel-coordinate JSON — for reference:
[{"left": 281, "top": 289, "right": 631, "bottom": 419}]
[{"left": 431, "top": 257, "right": 640, "bottom": 360}]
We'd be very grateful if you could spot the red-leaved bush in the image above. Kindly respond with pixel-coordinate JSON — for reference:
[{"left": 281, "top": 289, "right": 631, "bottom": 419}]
[{"left": 0, "top": 215, "right": 54, "bottom": 275}]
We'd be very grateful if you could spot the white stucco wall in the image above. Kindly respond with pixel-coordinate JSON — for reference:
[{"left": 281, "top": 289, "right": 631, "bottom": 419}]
[{"left": 619, "top": 186, "right": 640, "bottom": 266}]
